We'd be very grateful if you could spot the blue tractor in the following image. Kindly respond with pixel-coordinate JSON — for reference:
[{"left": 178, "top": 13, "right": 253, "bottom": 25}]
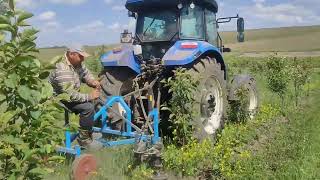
[{"left": 99, "top": 0, "right": 259, "bottom": 142}]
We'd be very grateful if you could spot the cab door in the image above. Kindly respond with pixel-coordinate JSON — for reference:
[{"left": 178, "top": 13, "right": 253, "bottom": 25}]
[{"left": 205, "top": 9, "right": 218, "bottom": 46}]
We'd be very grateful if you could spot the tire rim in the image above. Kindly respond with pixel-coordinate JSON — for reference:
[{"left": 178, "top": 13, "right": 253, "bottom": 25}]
[
  {"left": 248, "top": 85, "right": 258, "bottom": 119},
  {"left": 200, "top": 77, "right": 224, "bottom": 135}
]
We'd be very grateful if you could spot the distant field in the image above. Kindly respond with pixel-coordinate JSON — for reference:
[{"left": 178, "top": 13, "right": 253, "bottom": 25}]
[
  {"left": 37, "top": 45, "right": 116, "bottom": 62},
  {"left": 37, "top": 25, "right": 320, "bottom": 61},
  {"left": 220, "top": 25, "right": 320, "bottom": 52}
]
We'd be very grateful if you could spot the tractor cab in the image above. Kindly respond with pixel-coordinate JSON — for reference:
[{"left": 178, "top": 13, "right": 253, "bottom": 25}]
[{"left": 125, "top": 0, "right": 219, "bottom": 60}]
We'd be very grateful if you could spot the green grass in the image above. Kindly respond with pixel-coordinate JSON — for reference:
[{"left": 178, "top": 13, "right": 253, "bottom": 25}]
[
  {"left": 235, "top": 71, "right": 320, "bottom": 179},
  {"left": 46, "top": 54, "right": 320, "bottom": 179},
  {"left": 221, "top": 25, "right": 320, "bottom": 52}
]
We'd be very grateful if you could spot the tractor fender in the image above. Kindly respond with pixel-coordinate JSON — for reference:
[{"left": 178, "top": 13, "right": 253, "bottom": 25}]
[
  {"left": 163, "top": 40, "right": 226, "bottom": 78},
  {"left": 228, "top": 74, "right": 256, "bottom": 101},
  {"left": 100, "top": 45, "right": 141, "bottom": 74}
]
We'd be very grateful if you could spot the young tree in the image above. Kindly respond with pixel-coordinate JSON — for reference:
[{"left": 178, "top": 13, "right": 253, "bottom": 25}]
[{"left": 0, "top": 1, "right": 65, "bottom": 178}]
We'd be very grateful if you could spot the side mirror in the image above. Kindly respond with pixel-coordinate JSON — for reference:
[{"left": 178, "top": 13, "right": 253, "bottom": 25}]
[
  {"left": 128, "top": 11, "right": 137, "bottom": 19},
  {"left": 120, "top": 30, "right": 133, "bottom": 44},
  {"left": 237, "top": 17, "right": 245, "bottom": 42},
  {"left": 237, "top": 17, "right": 244, "bottom": 32},
  {"left": 237, "top": 32, "right": 245, "bottom": 43}
]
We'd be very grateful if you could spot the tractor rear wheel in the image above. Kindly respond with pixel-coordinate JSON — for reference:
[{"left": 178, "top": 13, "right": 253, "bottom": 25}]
[
  {"left": 99, "top": 67, "right": 136, "bottom": 129},
  {"left": 188, "top": 57, "right": 227, "bottom": 140},
  {"left": 229, "top": 75, "right": 259, "bottom": 119}
]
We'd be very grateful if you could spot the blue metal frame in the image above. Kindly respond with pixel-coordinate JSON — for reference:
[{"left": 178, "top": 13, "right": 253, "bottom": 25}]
[
  {"left": 162, "top": 40, "right": 222, "bottom": 66},
  {"left": 57, "top": 96, "right": 160, "bottom": 157},
  {"left": 100, "top": 47, "right": 141, "bottom": 74},
  {"left": 100, "top": 40, "right": 222, "bottom": 74}
]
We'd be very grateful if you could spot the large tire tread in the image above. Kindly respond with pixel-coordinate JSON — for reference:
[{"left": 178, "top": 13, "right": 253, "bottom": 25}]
[{"left": 188, "top": 56, "right": 227, "bottom": 141}]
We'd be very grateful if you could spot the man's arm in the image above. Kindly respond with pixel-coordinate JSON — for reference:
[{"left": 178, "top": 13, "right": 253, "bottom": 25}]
[
  {"left": 62, "top": 82, "right": 90, "bottom": 102},
  {"left": 80, "top": 64, "right": 100, "bottom": 89}
]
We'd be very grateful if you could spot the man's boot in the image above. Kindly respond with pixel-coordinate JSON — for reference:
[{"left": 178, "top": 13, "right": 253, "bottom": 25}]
[{"left": 77, "top": 128, "right": 103, "bottom": 151}]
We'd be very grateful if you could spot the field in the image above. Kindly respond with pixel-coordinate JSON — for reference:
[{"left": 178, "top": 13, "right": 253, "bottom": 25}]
[
  {"left": 38, "top": 25, "right": 320, "bottom": 179},
  {"left": 43, "top": 52, "right": 320, "bottom": 179},
  {"left": 1, "top": 18, "right": 320, "bottom": 180},
  {"left": 220, "top": 25, "right": 320, "bottom": 53}
]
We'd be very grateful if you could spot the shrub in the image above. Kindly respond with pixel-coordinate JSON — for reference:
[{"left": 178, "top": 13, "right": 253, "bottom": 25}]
[
  {"left": 289, "top": 57, "right": 312, "bottom": 106},
  {"left": 265, "top": 55, "right": 290, "bottom": 111},
  {"left": 0, "top": 2, "right": 65, "bottom": 178},
  {"left": 163, "top": 104, "right": 280, "bottom": 178},
  {"left": 162, "top": 68, "right": 198, "bottom": 146}
]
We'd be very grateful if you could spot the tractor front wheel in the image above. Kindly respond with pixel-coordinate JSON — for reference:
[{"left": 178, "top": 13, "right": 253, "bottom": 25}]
[{"left": 188, "top": 57, "right": 227, "bottom": 140}]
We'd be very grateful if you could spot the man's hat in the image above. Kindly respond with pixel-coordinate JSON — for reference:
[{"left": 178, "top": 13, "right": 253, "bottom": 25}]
[{"left": 67, "top": 45, "right": 90, "bottom": 58}]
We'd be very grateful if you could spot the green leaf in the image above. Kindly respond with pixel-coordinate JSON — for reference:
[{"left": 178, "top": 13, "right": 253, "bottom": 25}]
[
  {"left": 0, "top": 32, "right": 5, "bottom": 41},
  {"left": 47, "top": 156, "right": 65, "bottom": 162},
  {"left": 17, "top": 12, "right": 33, "bottom": 24},
  {"left": 21, "top": 28, "right": 39, "bottom": 39},
  {"left": 42, "top": 56, "right": 63, "bottom": 70},
  {"left": 39, "top": 71, "right": 50, "bottom": 79},
  {"left": 0, "top": 15, "right": 10, "bottom": 25},
  {"left": 0, "top": 111, "right": 15, "bottom": 124},
  {"left": 30, "top": 110, "right": 41, "bottom": 119},
  {"left": 20, "top": 40, "right": 37, "bottom": 52},
  {"left": 21, "top": 149, "right": 38, "bottom": 164},
  {"left": 41, "top": 82, "right": 53, "bottom": 100},
  {"left": 15, "top": 56, "right": 40, "bottom": 70},
  {"left": 17, "top": 21, "right": 30, "bottom": 27},
  {"left": 0, "top": 94, "right": 5, "bottom": 102},
  {"left": 28, "top": 167, "right": 48, "bottom": 176},
  {"left": 30, "top": 90, "right": 42, "bottom": 104},
  {"left": 17, "top": 85, "right": 32, "bottom": 101},
  {"left": 4, "top": 73, "right": 19, "bottom": 88},
  {"left": 0, "top": 135, "right": 24, "bottom": 145},
  {"left": 0, "top": 23, "right": 14, "bottom": 32}
]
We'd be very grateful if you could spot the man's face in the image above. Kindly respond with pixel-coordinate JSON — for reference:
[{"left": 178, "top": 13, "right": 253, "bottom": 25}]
[{"left": 68, "top": 52, "right": 84, "bottom": 66}]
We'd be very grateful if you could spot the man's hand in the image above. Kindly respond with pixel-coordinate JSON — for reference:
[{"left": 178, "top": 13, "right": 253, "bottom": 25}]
[
  {"left": 88, "top": 79, "right": 101, "bottom": 89},
  {"left": 89, "top": 88, "right": 100, "bottom": 100}
]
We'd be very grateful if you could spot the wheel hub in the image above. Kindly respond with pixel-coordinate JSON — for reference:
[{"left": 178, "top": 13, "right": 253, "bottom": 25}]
[
  {"left": 200, "top": 77, "right": 224, "bottom": 135},
  {"left": 201, "top": 92, "right": 216, "bottom": 120}
]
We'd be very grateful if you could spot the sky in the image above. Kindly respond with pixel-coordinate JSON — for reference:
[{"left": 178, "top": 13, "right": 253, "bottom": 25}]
[{"left": 14, "top": 0, "right": 320, "bottom": 47}]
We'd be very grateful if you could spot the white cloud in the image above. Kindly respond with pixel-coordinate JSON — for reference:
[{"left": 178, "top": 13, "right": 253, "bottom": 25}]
[
  {"left": 67, "top": 20, "right": 105, "bottom": 33},
  {"left": 112, "top": 5, "right": 126, "bottom": 11},
  {"left": 239, "top": 0, "right": 320, "bottom": 28},
  {"left": 48, "top": 0, "right": 87, "bottom": 5},
  {"left": 45, "top": 21, "right": 60, "bottom": 28},
  {"left": 38, "top": 11, "right": 56, "bottom": 21},
  {"left": 253, "top": 0, "right": 265, "bottom": 4},
  {"left": 108, "top": 22, "right": 120, "bottom": 31},
  {"left": 16, "top": 0, "right": 39, "bottom": 9},
  {"left": 104, "top": 0, "right": 113, "bottom": 4}
]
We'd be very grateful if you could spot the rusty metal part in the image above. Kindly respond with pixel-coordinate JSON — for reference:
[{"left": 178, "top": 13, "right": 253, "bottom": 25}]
[{"left": 71, "top": 154, "right": 97, "bottom": 180}]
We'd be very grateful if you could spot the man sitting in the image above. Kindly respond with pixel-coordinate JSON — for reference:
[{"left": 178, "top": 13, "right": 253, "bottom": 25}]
[{"left": 49, "top": 46, "right": 102, "bottom": 150}]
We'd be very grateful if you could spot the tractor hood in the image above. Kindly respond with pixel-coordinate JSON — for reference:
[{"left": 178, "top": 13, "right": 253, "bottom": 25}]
[{"left": 126, "top": 0, "right": 218, "bottom": 13}]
